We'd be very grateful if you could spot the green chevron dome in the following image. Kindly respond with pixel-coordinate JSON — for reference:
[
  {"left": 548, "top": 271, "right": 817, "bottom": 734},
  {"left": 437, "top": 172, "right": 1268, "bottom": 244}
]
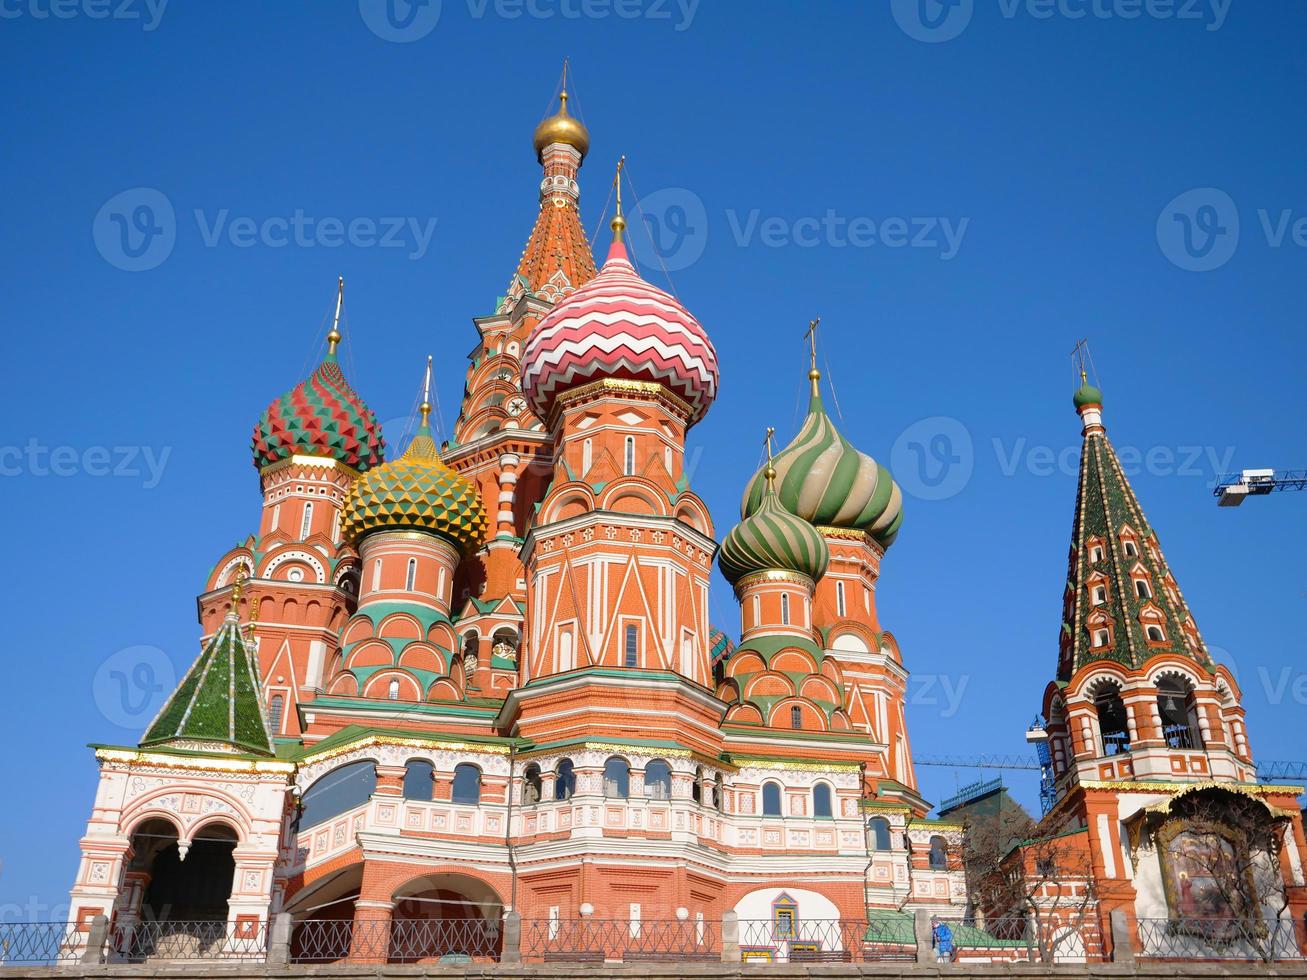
[
  {"left": 339, "top": 421, "right": 488, "bottom": 553},
  {"left": 742, "top": 388, "right": 903, "bottom": 548},
  {"left": 719, "top": 482, "right": 830, "bottom": 586}
]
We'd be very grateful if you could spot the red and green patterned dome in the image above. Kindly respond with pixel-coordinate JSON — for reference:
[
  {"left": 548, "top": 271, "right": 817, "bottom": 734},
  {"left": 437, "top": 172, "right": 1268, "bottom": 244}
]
[{"left": 252, "top": 352, "right": 385, "bottom": 471}]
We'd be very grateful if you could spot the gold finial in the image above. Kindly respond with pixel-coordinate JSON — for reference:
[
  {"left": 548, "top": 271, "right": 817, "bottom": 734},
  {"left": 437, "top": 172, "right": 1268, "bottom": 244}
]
[
  {"left": 611, "top": 155, "right": 627, "bottom": 241},
  {"left": 231, "top": 565, "right": 249, "bottom": 605},
  {"left": 327, "top": 276, "right": 344, "bottom": 354},
  {"left": 1071, "top": 338, "right": 1091, "bottom": 386},
  {"left": 420, "top": 355, "right": 433, "bottom": 425},
  {"left": 763, "top": 426, "right": 777, "bottom": 489},
  {"left": 803, "top": 317, "right": 822, "bottom": 396}
]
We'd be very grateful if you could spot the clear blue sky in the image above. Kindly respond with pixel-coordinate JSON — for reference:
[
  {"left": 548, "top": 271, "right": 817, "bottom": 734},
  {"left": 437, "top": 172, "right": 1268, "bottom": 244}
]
[{"left": 3, "top": 0, "right": 1304, "bottom": 920}]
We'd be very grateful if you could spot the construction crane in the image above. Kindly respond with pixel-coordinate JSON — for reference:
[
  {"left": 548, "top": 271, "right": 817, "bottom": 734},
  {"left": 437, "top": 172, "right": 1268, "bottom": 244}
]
[{"left": 1214, "top": 469, "right": 1307, "bottom": 506}]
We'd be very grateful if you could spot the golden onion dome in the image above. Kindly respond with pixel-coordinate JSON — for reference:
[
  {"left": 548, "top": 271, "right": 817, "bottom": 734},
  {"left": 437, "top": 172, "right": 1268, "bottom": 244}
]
[{"left": 533, "top": 90, "right": 590, "bottom": 162}]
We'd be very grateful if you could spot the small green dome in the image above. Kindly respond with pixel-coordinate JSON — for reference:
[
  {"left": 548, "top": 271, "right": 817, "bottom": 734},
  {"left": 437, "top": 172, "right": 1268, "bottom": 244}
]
[
  {"left": 719, "top": 483, "right": 829, "bottom": 586},
  {"left": 1073, "top": 381, "right": 1103, "bottom": 409},
  {"left": 340, "top": 422, "right": 488, "bottom": 552}
]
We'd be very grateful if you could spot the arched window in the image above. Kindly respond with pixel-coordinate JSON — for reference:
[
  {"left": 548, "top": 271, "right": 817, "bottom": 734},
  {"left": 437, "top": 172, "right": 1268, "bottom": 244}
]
[
  {"left": 644, "top": 760, "right": 671, "bottom": 800},
  {"left": 1147, "top": 625, "right": 1166, "bottom": 642},
  {"left": 522, "top": 764, "right": 542, "bottom": 805},
  {"left": 1093, "top": 628, "right": 1110, "bottom": 648},
  {"left": 300, "top": 501, "right": 313, "bottom": 538},
  {"left": 790, "top": 705, "right": 803, "bottom": 730},
  {"left": 1157, "top": 675, "right": 1202, "bottom": 749},
  {"left": 462, "top": 631, "right": 479, "bottom": 668},
  {"left": 582, "top": 438, "right": 593, "bottom": 474},
  {"left": 387, "top": 679, "right": 400, "bottom": 700},
  {"left": 452, "top": 763, "right": 481, "bottom": 805},
  {"left": 405, "top": 558, "right": 417, "bottom": 591},
  {"left": 624, "top": 625, "right": 639, "bottom": 668},
  {"left": 555, "top": 758, "right": 576, "bottom": 801},
  {"left": 836, "top": 581, "right": 846, "bottom": 617},
  {"left": 604, "top": 757, "right": 630, "bottom": 798},
  {"left": 1093, "top": 682, "right": 1131, "bottom": 756},
  {"left": 1123, "top": 540, "right": 1138, "bottom": 557},
  {"left": 492, "top": 627, "right": 519, "bottom": 663},
  {"left": 299, "top": 760, "right": 377, "bottom": 829},
  {"left": 624, "top": 436, "right": 635, "bottom": 475},
  {"left": 1135, "top": 579, "right": 1152, "bottom": 599},
  {"left": 868, "top": 816, "right": 891, "bottom": 850},
  {"left": 403, "top": 759, "right": 434, "bottom": 801},
  {"left": 558, "top": 629, "right": 575, "bottom": 672},
  {"left": 780, "top": 593, "right": 790, "bottom": 625},
  {"left": 692, "top": 766, "right": 704, "bottom": 804},
  {"left": 271, "top": 503, "right": 281, "bottom": 531},
  {"left": 1092, "top": 586, "right": 1106, "bottom": 605},
  {"left": 813, "top": 782, "right": 832, "bottom": 818},
  {"left": 268, "top": 694, "right": 285, "bottom": 735},
  {"left": 372, "top": 559, "right": 382, "bottom": 592},
  {"left": 929, "top": 835, "right": 948, "bottom": 869},
  {"left": 762, "top": 781, "right": 782, "bottom": 817},
  {"left": 713, "top": 773, "right": 724, "bottom": 812}
]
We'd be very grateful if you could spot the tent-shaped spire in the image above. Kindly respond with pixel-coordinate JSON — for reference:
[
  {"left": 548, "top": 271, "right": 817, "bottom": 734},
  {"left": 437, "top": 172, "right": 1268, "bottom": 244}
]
[{"left": 141, "top": 598, "right": 273, "bottom": 756}]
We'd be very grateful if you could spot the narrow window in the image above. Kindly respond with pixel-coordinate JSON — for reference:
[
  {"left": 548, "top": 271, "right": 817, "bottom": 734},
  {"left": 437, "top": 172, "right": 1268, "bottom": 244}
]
[
  {"left": 1094, "top": 629, "right": 1110, "bottom": 647},
  {"left": 271, "top": 503, "right": 281, "bottom": 531},
  {"left": 714, "top": 774, "right": 724, "bottom": 812},
  {"left": 790, "top": 705, "right": 802, "bottom": 730},
  {"left": 1124, "top": 540, "right": 1138, "bottom": 557},
  {"left": 762, "top": 781, "right": 782, "bottom": 817},
  {"left": 372, "top": 559, "right": 382, "bottom": 592},
  {"left": 523, "top": 764, "right": 542, "bottom": 805},
  {"left": 624, "top": 625, "right": 638, "bottom": 668},
  {"left": 300, "top": 501, "right": 313, "bottom": 538},
  {"left": 268, "top": 694, "right": 285, "bottom": 734},
  {"left": 387, "top": 679, "right": 400, "bottom": 700},
  {"left": 558, "top": 629, "right": 575, "bottom": 672},
  {"left": 664, "top": 446, "right": 672, "bottom": 473},
  {"left": 1136, "top": 579, "right": 1151, "bottom": 599},
  {"left": 624, "top": 436, "right": 635, "bottom": 476},
  {"left": 405, "top": 558, "right": 417, "bottom": 591},
  {"left": 555, "top": 758, "right": 576, "bottom": 800},
  {"left": 836, "top": 581, "right": 846, "bottom": 617},
  {"left": 452, "top": 764, "right": 481, "bottom": 805},
  {"left": 643, "top": 760, "right": 671, "bottom": 801},
  {"left": 1092, "top": 586, "right": 1106, "bottom": 605},
  {"left": 403, "top": 760, "right": 434, "bottom": 801},
  {"left": 582, "top": 438, "right": 592, "bottom": 474},
  {"left": 929, "top": 836, "right": 948, "bottom": 869},
  {"left": 604, "top": 757, "right": 630, "bottom": 798},
  {"left": 1147, "top": 625, "right": 1165, "bottom": 642},
  {"left": 692, "top": 766, "right": 703, "bottom": 804},
  {"left": 813, "top": 783, "right": 832, "bottom": 818},
  {"left": 868, "top": 817, "right": 891, "bottom": 850},
  {"left": 780, "top": 593, "right": 790, "bottom": 625}
]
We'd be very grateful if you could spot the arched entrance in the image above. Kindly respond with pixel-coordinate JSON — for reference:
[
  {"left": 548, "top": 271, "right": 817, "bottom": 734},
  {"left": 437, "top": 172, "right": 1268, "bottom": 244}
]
[
  {"left": 390, "top": 873, "right": 504, "bottom": 963},
  {"left": 285, "top": 863, "right": 364, "bottom": 964}
]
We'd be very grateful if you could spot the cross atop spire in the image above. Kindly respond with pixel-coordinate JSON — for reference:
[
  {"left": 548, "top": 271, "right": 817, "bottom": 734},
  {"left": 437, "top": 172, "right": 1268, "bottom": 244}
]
[
  {"left": 327, "top": 276, "right": 344, "bottom": 357},
  {"left": 804, "top": 317, "right": 821, "bottom": 397},
  {"left": 611, "top": 155, "right": 627, "bottom": 242}
]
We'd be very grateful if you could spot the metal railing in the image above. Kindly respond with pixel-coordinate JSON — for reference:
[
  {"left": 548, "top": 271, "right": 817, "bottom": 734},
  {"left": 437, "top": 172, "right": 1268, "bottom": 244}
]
[
  {"left": 290, "top": 917, "right": 502, "bottom": 964},
  {"left": 738, "top": 918, "right": 915, "bottom": 962},
  {"left": 108, "top": 919, "right": 267, "bottom": 962},
  {"left": 934, "top": 917, "right": 1033, "bottom": 959},
  {"left": 522, "top": 918, "right": 720, "bottom": 962},
  {"left": 1137, "top": 916, "right": 1303, "bottom": 962},
  {"left": 0, "top": 922, "right": 82, "bottom": 965}
]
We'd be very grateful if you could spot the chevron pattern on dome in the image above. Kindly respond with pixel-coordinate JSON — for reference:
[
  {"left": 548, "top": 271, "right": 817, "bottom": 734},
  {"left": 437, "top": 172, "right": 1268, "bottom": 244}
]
[
  {"left": 339, "top": 425, "right": 488, "bottom": 552},
  {"left": 743, "top": 389, "right": 902, "bottom": 548},
  {"left": 521, "top": 241, "right": 719, "bottom": 425},
  {"left": 719, "top": 485, "right": 829, "bottom": 586},
  {"left": 252, "top": 354, "right": 385, "bottom": 471}
]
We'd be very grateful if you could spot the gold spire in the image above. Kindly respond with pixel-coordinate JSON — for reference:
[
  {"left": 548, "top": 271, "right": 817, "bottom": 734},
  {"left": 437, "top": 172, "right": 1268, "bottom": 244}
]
[
  {"left": 327, "top": 276, "right": 344, "bottom": 355},
  {"left": 420, "top": 354, "right": 433, "bottom": 425},
  {"left": 533, "top": 81, "right": 591, "bottom": 161},
  {"left": 763, "top": 426, "right": 777, "bottom": 489},
  {"left": 611, "top": 155, "right": 627, "bottom": 241},
  {"left": 804, "top": 317, "right": 821, "bottom": 396}
]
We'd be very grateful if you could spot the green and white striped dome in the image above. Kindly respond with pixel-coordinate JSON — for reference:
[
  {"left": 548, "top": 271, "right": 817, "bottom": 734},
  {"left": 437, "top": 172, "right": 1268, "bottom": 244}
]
[
  {"left": 741, "top": 387, "right": 903, "bottom": 548},
  {"left": 719, "top": 480, "right": 830, "bottom": 586}
]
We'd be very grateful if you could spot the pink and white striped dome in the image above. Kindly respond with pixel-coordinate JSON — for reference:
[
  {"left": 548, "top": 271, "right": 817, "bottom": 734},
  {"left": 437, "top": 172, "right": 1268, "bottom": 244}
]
[{"left": 521, "top": 240, "right": 719, "bottom": 425}]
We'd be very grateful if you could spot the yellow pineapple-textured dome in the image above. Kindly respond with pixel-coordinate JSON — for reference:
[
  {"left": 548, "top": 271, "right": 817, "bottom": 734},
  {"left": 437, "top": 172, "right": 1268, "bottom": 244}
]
[
  {"left": 533, "top": 90, "right": 590, "bottom": 162},
  {"left": 340, "top": 414, "right": 488, "bottom": 553}
]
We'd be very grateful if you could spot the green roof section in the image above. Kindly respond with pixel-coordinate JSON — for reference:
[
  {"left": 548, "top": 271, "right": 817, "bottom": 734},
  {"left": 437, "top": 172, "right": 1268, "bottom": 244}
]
[
  {"left": 141, "top": 614, "right": 274, "bottom": 757},
  {"left": 719, "top": 480, "right": 829, "bottom": 586}
]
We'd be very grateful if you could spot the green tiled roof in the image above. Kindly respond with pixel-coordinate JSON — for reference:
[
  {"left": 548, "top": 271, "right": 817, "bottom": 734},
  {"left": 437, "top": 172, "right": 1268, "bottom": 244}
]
[{"left": 141, "top": 615, "right": 273, "bottom": 756}]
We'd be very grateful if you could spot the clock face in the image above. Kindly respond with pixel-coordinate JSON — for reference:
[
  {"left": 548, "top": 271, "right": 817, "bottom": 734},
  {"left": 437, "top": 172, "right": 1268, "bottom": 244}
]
[{"left": 506, "top": 397, "right": 527, "bottom": 416}]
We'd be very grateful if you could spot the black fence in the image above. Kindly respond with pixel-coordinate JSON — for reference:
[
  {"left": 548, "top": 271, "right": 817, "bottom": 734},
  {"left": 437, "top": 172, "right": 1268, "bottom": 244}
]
[
  {"left": 0, "top": 922, "right": 81, "bottom": 966},
  {"left": 522, "top": 918, "right": 720, "bottom": 963},
  {"left": 291, "top": 917, "right": 502, "bottom": 964},
  {"left": 1137, "top": 916, "right": 1303, "bottom": 962},
  {"left": 109, "top": 919, "right": 268, "bottom": 962},
  {"left": 738, "top": 917, "right": 915, "bottom": 962}
]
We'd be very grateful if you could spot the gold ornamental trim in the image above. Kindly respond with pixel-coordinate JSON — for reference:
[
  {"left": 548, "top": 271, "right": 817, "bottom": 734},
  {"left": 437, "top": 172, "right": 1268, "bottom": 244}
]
[
  {"left": 814, "top": 525, "right": 878, "bottom": 547},
  {"left": 732, "top": 756, "right": 862, "bottom": 773},
  {"left": 259, "top": 454, "right": 360, "bottom": 479},
  {"left": 298, "top": 734, "right": 513, "bottom": 766},
  {"left": 96, "top": 748, "right": 295, "bottom": 776},
  {"left": 554, "top": 378, "right": 692, "bottom": 418},
  {"left": 1081, "top": 779, "right": 1304, "bottom": 796},
  {"left": 735, "top": 569, "right": 816, "bottom": 591}
]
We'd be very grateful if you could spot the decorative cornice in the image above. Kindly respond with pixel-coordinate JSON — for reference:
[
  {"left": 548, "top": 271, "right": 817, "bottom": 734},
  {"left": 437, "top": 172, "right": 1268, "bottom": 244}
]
[
  {"left": 297, "top": 733, "right": 514, "bottom": 766},
  {"left": 259, "top": 454, "right": 360, "bottom": 480},
  {"left": 94, "top": 747, "right": 294, "bottom": 776},
  {"left": 553, "top": 377, "right": 693, "bottom": 423},
  {"left": 732, "top": 756, "right": 862, "bottom": 773},
  {"left": 1081, "top": 779, "right": 1303, "bottom": 796},
  {"left": 735, "top": 569, "right": 817, "bottom": 592}
]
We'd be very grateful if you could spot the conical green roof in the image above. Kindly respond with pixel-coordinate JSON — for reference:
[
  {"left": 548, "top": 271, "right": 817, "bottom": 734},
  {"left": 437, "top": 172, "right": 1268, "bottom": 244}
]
[
  {"left": 719, "top": 482, "right": 829, "bottom": 586},
  {"left": 742, "top": 387, "right": 903, "bottom": 548},
  {"left": 141, "top": 614, "right": 273, "bottom": 756}
]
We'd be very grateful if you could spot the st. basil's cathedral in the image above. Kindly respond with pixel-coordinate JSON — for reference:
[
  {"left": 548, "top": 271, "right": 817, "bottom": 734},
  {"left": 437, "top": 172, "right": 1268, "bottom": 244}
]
[{"left": 63, "top": 85, "right": 1307, "bottom": 963}]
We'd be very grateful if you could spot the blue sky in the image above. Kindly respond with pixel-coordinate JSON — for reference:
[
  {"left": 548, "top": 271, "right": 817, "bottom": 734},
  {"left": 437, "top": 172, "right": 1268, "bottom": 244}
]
[{"left": 2, "top": 0, "right": 1305, "bottom": 918}]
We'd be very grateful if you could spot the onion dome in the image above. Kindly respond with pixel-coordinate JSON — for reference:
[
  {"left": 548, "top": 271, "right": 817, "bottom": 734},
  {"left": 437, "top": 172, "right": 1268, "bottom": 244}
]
[
  {"left": 251, "top": 295, "right": 384, "bottom": 471},
  {"left": 719, "top": 470, "right": 829, "bottom": 587},
  {"left": 340, "top": 371, "right": 488, "bottom": 552},
  {"left": 521, "top": 202, "right": 719, "bottom": 426},
  {"left": 1074, "top": 377, "right": 1103, "bottom": 409},
  {"left": 533, "top": 90, "right": 590, "bottom": 162},
  {"left": 742, "top": 374, "right": 903, "bottom": 549},
  {"left": 709, "top": 627, "right": 736, "bottom": 666}
]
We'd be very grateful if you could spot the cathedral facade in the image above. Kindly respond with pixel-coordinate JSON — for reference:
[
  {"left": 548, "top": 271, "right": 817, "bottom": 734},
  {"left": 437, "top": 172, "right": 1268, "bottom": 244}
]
[{"left": 65, "top": 91, "right": 965, "bottom": 961}]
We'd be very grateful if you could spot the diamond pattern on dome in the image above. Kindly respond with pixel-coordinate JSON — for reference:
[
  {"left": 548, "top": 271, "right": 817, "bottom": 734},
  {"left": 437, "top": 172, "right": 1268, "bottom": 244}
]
[{"left": 252, "top": 354, "right": 385, "bottom": 471}]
